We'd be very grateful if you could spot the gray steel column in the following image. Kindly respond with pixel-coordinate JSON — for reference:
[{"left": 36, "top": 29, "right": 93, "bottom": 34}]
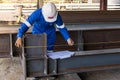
[
  {"left": 77, "top": 30, "right": 84, "bottom": 51},
  {"left": 100, "top": 0, "right": 107, "bottom": 11}
]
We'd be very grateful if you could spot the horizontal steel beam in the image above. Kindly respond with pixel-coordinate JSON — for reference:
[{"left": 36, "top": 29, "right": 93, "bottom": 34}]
[{"left": 48, "top": 48, "right": 120, "bottom": 76}]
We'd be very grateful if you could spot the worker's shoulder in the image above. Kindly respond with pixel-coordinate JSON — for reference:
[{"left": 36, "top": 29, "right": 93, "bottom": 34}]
[
  {"left": 31, "top": 8, "right": 42, "bottom": 16},
  {"left": 34, "top": 8, "right": 42, "bottom": 13}
]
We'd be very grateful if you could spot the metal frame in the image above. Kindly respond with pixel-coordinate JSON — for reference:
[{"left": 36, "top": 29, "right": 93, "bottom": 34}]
[{"left": 20, "top": 34, "right": 120, "bottom": 79}]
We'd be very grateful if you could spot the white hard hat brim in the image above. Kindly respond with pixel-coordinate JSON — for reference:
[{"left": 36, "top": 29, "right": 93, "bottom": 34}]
[{"left": 42, "top": 11, "right": 58, "bottom": 22}]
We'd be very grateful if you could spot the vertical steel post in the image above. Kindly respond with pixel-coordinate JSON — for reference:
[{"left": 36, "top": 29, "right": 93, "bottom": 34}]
[
  {"left": 77, "top": 31, "right": 84, "bottom": 51},
  {"left": 9, "top": 34, "right": 13, "bottom": 57},
  {"left": 21, "top": 38, "right": 26, "bottom": 80},
  {"left": 37, "top": 0, "right": 43, "bottom": 9},
  {"left": 100, "top": 0, "right": 107, "bottom": 11}
]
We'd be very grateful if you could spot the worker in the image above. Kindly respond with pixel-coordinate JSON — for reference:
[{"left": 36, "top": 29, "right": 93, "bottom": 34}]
[{"left": 15, "top": 2, "right": 74, "bottom": 52}]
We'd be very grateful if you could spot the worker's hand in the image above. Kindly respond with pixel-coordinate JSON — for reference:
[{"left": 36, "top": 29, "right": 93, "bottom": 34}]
[
  {"left": 67, "top": 38, "right": 74, "bottom": 46},
  {"left": 15, "top": 38, "right": 22, "bottom": 48}
]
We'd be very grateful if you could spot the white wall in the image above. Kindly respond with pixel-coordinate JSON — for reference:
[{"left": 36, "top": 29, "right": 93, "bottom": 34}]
[{"left": 108, "top": 0, "right": 120, "bottom": 4}]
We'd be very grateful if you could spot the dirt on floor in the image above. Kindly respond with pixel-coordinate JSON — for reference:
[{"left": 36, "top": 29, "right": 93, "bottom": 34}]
[{"left": 0, "top": 57, "right": 24, "bottom": 80}]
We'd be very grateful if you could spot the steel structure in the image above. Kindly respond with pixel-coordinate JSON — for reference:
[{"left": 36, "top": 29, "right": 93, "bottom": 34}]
[
  {"left": 0, "top": 2, "right": 120, "bottom": 78},
  {"left": 18, "top": 33, "right": 120, "bottom": 80},
  {"left": 1, "top": 23, "right": 120, "bottom": 79}
]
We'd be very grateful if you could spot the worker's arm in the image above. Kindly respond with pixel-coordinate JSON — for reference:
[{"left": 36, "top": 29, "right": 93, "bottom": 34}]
[
  {"left": 15, "top": 23, "right": 30, "bottom": 48},
  {"left": 15, "top": 9, "right": 40, "bottom": 48},
  {"left": 57, "top": 25, "right": 74, "bottom": 46},
  {"left": 15, "top": 22, "right": 30, "bottom": 48},
  {"left": 55, "top": 14, "right": 74, "bottom": 46}
]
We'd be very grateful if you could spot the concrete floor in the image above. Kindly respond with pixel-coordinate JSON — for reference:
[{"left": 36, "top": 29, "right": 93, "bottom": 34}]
[
  {"left": 0, "top": 58, "right": 24, "bottom": 80},
  {"left": 79, "top": 69, "right": 120, "bottom": 80},
  {"left": 0, "top": 57, "right": 120, "bottom": 80}
]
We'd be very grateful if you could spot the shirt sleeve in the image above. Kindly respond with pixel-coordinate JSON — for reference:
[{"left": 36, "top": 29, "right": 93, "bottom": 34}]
[
  {"left": 17, "top": 9, "right": 40, "bottom": 38},
  {"left": 55, "top": 14, "right": 70, "bottom": 41}
]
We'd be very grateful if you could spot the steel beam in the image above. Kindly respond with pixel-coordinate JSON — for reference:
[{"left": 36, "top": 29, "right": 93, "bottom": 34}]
[
  {"left": 49, "top": 49, "right": 120, "bottom": 76},
  {"left": 21, "top": 34, "right": 120, "bottom": 80},
  {"left": 56, "top": 52, "right": 120, "bottom": 74}
]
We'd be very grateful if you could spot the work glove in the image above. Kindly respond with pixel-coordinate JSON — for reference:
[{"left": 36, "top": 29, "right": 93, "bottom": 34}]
[
  {"left": 67, "top": 38, "right": 74, "bottom": 46},
  {"left": 15, "top": 37, "right": 22, "bottom": 48}
]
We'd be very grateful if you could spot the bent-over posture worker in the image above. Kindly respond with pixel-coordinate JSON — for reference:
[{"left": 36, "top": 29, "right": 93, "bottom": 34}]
[{"left": 15, "top": 2, "right": 74, "bottom": 51}]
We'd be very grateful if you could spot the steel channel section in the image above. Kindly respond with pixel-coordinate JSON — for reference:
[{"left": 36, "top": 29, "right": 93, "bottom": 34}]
[
  {"left": 22, "top": 34, "right": 47, "bottom": 78},
  {"left": 55, "top": 53, "right": 120, "bottom": 74},
  {"left": 46, "top": 52, "right": 120, "bottom": 76}
]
